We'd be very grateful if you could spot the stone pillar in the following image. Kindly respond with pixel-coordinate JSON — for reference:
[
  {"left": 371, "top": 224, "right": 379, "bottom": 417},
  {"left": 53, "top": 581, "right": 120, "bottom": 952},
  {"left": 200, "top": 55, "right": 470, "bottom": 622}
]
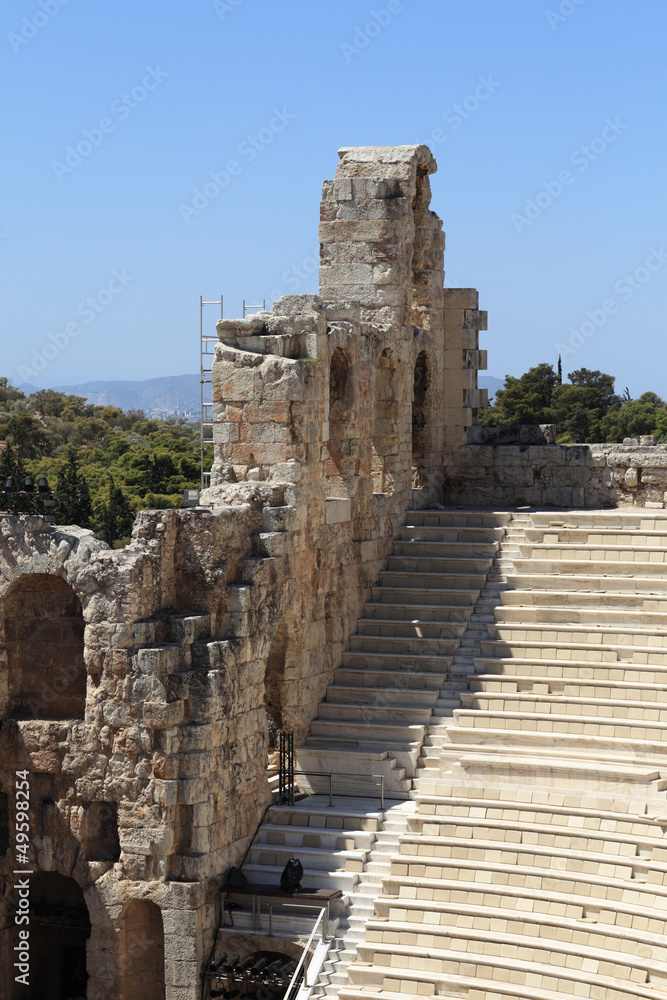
[
  {"left": 319, "top": 144, "right": 444, "bottom": 328},
  {"left": 443, "top": 287, "right": 488, "bottom": 450}
]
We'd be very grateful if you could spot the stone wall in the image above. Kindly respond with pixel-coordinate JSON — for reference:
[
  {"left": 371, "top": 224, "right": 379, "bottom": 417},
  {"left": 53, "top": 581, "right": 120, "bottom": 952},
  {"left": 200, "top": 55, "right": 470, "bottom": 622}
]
[
  {"left": 0, "top": 144, "right": 489, "bottom": 999},
  {"left": 444, "top": 440, "right": 667, "bottom": 508},
  {"left": 0, "top": 498, "right": 285, "bottom": 998}
]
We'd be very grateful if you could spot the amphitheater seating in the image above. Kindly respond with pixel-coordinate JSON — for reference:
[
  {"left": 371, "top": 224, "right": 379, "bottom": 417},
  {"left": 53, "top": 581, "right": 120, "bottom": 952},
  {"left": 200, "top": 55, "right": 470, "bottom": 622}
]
[{"left": 337, "top": 509, "right": 667, "bottom": 1000}]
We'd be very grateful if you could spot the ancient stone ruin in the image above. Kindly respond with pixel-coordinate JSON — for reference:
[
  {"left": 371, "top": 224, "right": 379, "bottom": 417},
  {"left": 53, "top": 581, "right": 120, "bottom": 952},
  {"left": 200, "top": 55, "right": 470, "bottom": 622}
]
[
  {"left": 0, "top": 144, "right": 486, "bottom": 999},
  {"left": 4, "top": 144, "right": 667, "bottom": 1000}
]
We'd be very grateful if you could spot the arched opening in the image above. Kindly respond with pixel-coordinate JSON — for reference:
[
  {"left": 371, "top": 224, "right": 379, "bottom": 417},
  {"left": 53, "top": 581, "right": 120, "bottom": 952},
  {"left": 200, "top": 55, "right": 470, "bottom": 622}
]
[
  {"left": 372, "top": 348, "right": 399, "bottom": 494},
  {"left": 326, "top": 347, "right": 353, "bottom": 498},
  {"left": 120, "top": 899, "right": 165, "bottom": 1000},
  {"left": 412, "top": 351, "right": 431, "bottom": 487},
  {"left": 410, "top": 166, "right": 435, "bottom": 329},
  {"left": 4, "top": 574, "right": 85, "bottom": 720},
  {"left": 4, "top": 873, "right": 90, "bottom": 1000},
  {"left": 81, "top": 801, "right": 120, "bottom": 862},
  {"left": 264, "top": 619, "right": 290, "bottom": 749}
]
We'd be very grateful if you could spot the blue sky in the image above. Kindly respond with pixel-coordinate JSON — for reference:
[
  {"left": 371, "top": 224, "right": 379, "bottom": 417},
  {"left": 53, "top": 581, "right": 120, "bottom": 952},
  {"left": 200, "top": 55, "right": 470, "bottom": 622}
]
[{"left": 2, "top": 0, "right": 666, "bottom": 396}]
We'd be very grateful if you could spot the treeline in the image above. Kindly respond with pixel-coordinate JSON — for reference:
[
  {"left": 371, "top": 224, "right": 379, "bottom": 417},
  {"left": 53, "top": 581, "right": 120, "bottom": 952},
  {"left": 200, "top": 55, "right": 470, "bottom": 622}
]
[
  {"left": 0, "top": 379, "right": 211, "bottom": 545},
  {"left": 481, "top": 364, "right": 667, "bottom": 444}
]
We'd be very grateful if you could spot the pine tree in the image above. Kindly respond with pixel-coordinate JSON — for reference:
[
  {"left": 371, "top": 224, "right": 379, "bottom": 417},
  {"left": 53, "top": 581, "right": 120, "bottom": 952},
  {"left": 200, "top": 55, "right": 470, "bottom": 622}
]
[
  {"left": 97, "top": 479, "right": 135, "bottom": 546},
  {"left": 55, "top": 446, "right": 93, "bottom": 527},
  {"left": 0, "top": 442, "right": 28, "bottom": 509},
  {"left": 0, "top": 441, "right": 15, "bottom": 486}
]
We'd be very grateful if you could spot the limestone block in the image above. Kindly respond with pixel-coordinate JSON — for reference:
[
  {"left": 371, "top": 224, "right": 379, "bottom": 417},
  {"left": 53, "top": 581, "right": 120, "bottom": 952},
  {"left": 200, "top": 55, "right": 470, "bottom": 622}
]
[
  {"left": 526, "top": 445, "right": 566, "bottom": 465},
  {"left": 624, "top": 467, "right": 639, "bottom": 488},
  {"left": 640, "top": 469, "right": 667, "bottom": 486},
  {"left": 325, "top": 498, "right": 352, "bottom": 524},
  {"left": 493, "top": 447, "right": 529, "bottom": 467},
  {"left": 458, "top": 446, "right": 495, "bottom": 467},
  {"left": 333, "top": 177, "right": 353, "bottom": 201},
  {"left": 495, "top": 466, "right": 534, "bottom": 488},
  {"left": 272, "top": 460, "right": 302, "bottom": 483},
  {"left": 444, "top": 288, "right": 479, "bottom": 309}
]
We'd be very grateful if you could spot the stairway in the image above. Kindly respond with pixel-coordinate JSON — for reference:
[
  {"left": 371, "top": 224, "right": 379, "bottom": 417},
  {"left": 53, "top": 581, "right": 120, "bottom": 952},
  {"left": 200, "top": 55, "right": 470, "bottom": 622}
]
[
  {"left": 296, "top": 512, "right": 509, "bottom": 798},
  {"left": 227, "top": 510, "right": 510, "bottom": 993},
  {"left": 312, "top": 800, "right": 414, "bottom": 998},
  {"left": 338, "top": 508, "right": 667, "bottom": 1000}
]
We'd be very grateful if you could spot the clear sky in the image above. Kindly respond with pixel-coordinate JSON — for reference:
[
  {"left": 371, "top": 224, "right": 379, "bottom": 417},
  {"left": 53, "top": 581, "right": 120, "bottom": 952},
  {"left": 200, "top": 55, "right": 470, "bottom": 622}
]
[{"left": 2, "top": 0, "right": 666, "bottom": 396}]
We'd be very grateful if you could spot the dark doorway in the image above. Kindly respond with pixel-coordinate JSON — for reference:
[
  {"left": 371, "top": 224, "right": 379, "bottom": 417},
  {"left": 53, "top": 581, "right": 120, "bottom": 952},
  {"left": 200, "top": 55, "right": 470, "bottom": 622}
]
[
  {"left": 412, "top": 351, "right": 430, "bottom": 487},
  {"left": 5, "top": 872, "right": 91, "bottom": 1000},
  {"left": 326, "top": 346, "right": 353, "bottom": 498},
  {"left": 265, "top": 619, "right": 289, "bottom": 749},
  {"left": 4, "top": 574, "right": 86, "bottom": 720},
  {"left": 120, "top": 899, "right": 165, "bottom": 1000}
]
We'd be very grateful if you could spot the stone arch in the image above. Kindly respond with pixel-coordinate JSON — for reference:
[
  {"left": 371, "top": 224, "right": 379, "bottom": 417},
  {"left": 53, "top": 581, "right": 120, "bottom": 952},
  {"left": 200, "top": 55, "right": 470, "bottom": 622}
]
[
  {"left": 372, "top": 348, "right": 399, "bottom": 494},
  {"left": 119, "top": 899, "right": 166, "bottom": 1000},
  {"left": 2, "top": 872, "right": 90, "bottom": 1000},
  {"left": 3, "top": 574, "right": 86, "bottom": 720},
  {"left": 264, "top": 616, "right": 297, "bottom": 749},
  {"left": 326, "top": 346, "right": 353, "bottom": 498},
  {"left": 412, "top": 350, "right": 431, "bottom": 487}
]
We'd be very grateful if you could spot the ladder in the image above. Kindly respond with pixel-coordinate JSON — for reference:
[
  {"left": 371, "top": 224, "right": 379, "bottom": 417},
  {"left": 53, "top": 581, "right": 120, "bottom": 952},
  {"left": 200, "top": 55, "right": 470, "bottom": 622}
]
[
  {"left": 200, "top": 295, "right": 223, "bottom": 490},
  {"left": 242, "top": 298, "right": 266, "bottom": 317}
]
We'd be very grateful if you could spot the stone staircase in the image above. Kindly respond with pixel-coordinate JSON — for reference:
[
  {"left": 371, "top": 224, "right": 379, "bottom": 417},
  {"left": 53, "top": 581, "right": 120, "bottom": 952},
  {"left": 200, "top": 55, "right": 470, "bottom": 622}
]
[
  {"left": 296, "top": 512, "right": 510, "bottom": 798},
  {"left": 311, "top": 800, "right": 414, "bottom": 999},
  {"left": 231, "top": 510, "right": 513, "bottom": 991},
  {"left": 337, "top": 508, "right": 667, "bottom": 1000}
]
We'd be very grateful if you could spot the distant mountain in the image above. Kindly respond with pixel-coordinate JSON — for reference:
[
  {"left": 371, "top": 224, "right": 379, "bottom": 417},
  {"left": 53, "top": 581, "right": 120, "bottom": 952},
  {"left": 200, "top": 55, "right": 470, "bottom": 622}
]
[
  {"left": 19, "top": 374, "right": 202, "bottom": 420},
  {"left": 479, "top": 375, "right": 503, "bottom": 401},
  {"left": 15, "top": 371, "right": 506, "bottom": 416}
]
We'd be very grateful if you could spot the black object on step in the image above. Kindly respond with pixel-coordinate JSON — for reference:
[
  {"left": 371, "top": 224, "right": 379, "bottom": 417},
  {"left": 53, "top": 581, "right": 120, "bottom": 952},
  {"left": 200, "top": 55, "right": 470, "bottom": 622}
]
[
  {"left": 224, "top": 866, "right": 248, "bottom": 890},
  {"left": 280, "top": 857, "right": 303, "bottom": 893}
]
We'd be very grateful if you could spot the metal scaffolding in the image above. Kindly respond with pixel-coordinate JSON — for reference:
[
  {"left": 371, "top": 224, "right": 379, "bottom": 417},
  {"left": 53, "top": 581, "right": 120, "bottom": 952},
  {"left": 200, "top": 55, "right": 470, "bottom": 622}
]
[{"left": 199, "top": 295, "right": 223, "bottom": 490}]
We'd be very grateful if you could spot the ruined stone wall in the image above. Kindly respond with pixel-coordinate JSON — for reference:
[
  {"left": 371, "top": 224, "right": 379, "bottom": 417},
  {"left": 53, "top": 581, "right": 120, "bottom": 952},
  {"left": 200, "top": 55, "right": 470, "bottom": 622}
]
[
  {"left": 444, "top": 440, "right": 667, "bottom": 508},
  {"left": 0, "top": 496, "right": 295, "bottom": 999},
  {"left": 0, "top": 143, "right": 489, "bottom": 999},
  {"left": 207, "top": 145, "right": 488, "bottom": 757}
]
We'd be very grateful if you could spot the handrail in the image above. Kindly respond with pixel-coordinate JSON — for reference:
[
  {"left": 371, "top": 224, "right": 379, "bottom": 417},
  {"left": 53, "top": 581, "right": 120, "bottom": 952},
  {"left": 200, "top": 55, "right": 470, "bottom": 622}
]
[
  {"left": 283, "top": 904, "right": 328, "bottom": 999},
  {"left": 290, "top": 769, "right": 385, "bottom": 808}
]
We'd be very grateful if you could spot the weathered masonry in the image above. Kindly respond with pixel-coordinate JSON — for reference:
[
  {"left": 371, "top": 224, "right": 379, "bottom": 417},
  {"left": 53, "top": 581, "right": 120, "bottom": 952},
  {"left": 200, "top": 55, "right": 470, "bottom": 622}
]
[{"left": 0, "top": 145, "right": 488, "bottom": 999}]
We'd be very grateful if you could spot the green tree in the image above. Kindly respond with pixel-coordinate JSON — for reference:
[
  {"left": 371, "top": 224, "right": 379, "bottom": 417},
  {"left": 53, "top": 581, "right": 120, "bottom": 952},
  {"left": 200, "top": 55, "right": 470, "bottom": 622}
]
[
  {"left": 568, "top": 369, "right": 618, "bottom": 412},
  {"left": 29, "top": 389, "right": 86, "bottom": 418},
  {"left": 96, "top": 479, "right": 135, "bottom": 546},
  {"left": 0, "top": 441, "right": 26, "bottom": 490},
  {"left": 0, "top": 378, "right": 25, "bottom": 407},
  {"left": 55, "top": 447, "right": 93, "bottom": 527},
  {"left": 7, "top": 412, "right": 44, "bottom": 458},
  {"left": 481, "top": 363, "right": 558, "bottom": 425},
  {"left": 602, "top": 392, "right": 667, "bottom": 441}
]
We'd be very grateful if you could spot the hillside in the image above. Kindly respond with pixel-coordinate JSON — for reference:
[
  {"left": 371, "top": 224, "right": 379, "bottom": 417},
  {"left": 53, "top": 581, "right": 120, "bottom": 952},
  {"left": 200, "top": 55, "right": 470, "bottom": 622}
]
[{"left": 19, "top": 374, "right": 202, "bottom": 419}]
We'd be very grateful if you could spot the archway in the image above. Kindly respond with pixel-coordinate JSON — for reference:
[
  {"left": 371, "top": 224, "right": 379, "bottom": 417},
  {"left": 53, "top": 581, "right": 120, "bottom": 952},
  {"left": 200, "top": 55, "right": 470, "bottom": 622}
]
[
  {"left": 326, "top": 347, "right": 353, "bottom": 498},
  {"left": 3, "top": 574, "right": 86, "bottom": 720},
  {"left": 372, "top": 348, "right": 399, "bottom": 494},
  {"left": 412, "top": 351, "right": 431, "bottom": 487},
  {"left": 3, "top": 873, "right": 90, "bottom": 1000},
  {"left": 264, "top": 618, "right": 294, "bottom": 749},
  {"left": 120, "top": 899, "right": 165, "bottom": 1000}
]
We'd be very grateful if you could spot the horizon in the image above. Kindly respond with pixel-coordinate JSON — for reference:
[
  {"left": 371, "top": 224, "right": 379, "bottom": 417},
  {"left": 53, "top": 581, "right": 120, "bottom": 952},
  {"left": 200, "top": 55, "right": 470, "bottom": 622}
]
[{"left": 2, "top": 1, "right": 666, "bottom": 396}]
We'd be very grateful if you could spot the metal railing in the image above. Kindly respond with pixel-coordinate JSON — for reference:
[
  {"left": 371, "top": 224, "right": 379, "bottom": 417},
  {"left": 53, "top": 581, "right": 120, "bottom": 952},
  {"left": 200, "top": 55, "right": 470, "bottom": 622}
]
[
  {"left": 284, "top": 904, "right": 329, "bottom": 999},
  {"left": 290, "top": 769, "right": 385, "bottom": 809}
]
